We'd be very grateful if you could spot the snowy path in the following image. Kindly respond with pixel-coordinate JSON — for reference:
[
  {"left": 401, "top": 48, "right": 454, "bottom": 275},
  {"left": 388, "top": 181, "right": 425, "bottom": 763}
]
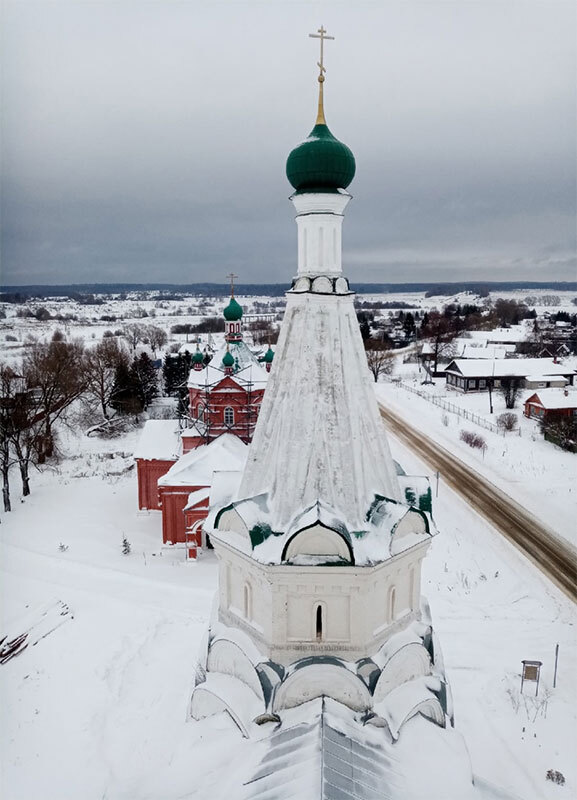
[{"left": 379, "top": 403, "right": 577, "bottom": 602}]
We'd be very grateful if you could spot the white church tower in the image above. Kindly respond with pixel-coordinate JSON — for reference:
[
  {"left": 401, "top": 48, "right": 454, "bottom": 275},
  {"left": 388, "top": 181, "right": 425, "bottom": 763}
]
[{"left": 191, "top": 28, "right": 448, "bottom": 739}]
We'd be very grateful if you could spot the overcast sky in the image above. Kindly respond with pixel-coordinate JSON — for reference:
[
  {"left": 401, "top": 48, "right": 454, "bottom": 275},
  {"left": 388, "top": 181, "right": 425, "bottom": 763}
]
[{"left": 1, "top": 0, "right": 576, "bottom": 286}]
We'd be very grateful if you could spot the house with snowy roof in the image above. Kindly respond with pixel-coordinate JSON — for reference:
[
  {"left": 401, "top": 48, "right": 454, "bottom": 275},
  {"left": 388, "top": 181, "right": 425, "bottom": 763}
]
[
  {"left": 445, "top": 357, "right": 575, "bottom": 393},
  {"left": 524, "top": 388, "right": 577, "bottom": 422}
]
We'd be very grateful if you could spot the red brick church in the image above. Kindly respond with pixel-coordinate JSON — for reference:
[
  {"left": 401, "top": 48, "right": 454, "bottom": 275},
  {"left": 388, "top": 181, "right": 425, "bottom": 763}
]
[{"left": 135, "top": 295, "right": 273, "bottom": 558}]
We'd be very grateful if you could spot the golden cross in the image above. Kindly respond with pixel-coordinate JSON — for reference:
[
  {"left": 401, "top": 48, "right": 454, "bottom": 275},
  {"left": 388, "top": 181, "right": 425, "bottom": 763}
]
[
  {"left": 309, "top": 26, "right": 334, "bottom": 82},
  {"left": 227, "top": 272, "right": 238, "bottom": 296}
]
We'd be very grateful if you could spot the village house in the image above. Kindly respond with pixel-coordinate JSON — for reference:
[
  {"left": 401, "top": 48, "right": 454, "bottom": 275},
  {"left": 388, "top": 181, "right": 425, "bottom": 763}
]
[
  {"left": 524, "top": 388, "right": 577, "bottom": 422},
  {"left": 445, "top": 357, "right": 576, "bottom": 393}
]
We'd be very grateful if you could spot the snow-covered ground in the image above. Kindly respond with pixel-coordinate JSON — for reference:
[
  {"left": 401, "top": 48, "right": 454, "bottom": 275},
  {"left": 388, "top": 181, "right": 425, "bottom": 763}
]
[
  {"left": 376, "top": 375, "right": 577, "bottom": 546},
  {"left": 1, "top": 422, "right": 575, "bottom": 799}
]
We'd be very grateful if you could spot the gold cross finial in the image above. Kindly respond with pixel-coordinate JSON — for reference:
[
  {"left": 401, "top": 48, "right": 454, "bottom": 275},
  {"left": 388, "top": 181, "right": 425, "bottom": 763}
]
[
  {"left": 227, "top": 272, "right": 238, "bottom": 297},
  {"left": 308, "top": 26, "right": 334, "bottom": 125}
]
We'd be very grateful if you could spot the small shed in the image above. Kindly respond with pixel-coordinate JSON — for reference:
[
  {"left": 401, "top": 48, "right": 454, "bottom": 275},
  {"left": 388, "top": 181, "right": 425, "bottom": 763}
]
[
  {"left": 524, "top": 389, "right": 577, "bottom": 421},
  {"left": 134, "top": 420, "right": 181, "bottom": 510}
]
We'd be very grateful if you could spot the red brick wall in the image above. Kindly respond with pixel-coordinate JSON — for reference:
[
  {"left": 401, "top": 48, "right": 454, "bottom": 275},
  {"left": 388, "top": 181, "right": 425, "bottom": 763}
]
[
  {"left": 188, "top": 379, "right": 264, "bottom": 445},
  {"left": 136, "top": 459, "right": 177, "bottom": 510}
]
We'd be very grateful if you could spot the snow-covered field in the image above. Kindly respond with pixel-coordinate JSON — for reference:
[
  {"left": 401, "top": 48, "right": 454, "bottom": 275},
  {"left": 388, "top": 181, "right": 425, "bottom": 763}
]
[{"left": 1, "top": 423, "right": 575, "bottom": 800}]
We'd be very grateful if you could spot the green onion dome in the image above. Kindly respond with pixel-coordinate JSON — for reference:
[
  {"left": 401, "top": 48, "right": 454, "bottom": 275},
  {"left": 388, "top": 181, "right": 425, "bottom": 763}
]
[
  {"left": 263, "top": 346, "right": 274, "bottom": 363},
  {"left": 286, "top": 123, "right": 355, "bottom": 193},
  {"left": 192, "top": 347, "right": 204, "bottom": 364},
  {"left": 222, "top": 350, "right": 235, "bottom": 368},
  {"left": 223, "top": 297, "right": 243, "bottom": 321}
]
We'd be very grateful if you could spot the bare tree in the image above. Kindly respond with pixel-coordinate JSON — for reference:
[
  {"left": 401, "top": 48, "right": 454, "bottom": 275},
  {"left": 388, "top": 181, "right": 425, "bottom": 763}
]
[
  {"left": 85, "top": 338, "right": 129, "bottom": 419},
  {"left": 0, "top": 363, "right": 47, "bottom": 500},
  {"left": 22, "top": 339, "right": 88, "bottom": 459},
  {"left": 499, "top": 377, "right": 522, "bottom": 410},
  {"left": 122, "top": 323, "right": 147, "bottom": 352},
  {"left": 420, "top": 312, "right": 457, "bottom": 374},
  {"left": 365, "top": 342, "right": 395, "bottom": 382},
  {"left": 144, "top": 325, "right": 168, "bottom": 355},
  {"left": 0, "top": 365, "right": 17, "bottom": 511}
]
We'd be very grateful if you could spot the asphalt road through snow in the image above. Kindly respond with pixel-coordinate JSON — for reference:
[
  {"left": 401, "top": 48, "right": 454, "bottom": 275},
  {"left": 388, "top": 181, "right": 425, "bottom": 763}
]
[{"left": 379, "top": 403, "right": 577, "bottom": 603}]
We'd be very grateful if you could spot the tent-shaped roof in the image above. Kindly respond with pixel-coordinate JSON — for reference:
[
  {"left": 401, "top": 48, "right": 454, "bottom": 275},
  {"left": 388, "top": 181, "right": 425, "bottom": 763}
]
[{"left": 236, "top": 293, "right": 402, "bottom": 532}]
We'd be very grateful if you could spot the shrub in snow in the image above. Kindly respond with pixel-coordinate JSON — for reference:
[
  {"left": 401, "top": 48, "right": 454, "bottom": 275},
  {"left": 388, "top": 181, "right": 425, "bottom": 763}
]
[
  {"left": 122, "top": 537, "right": 131, "bottom": 555},
  {"left": 459, "top": 430, "right": 487, "bottom": 450},
  {"left": 546, "top": 770, "right": 565, "bottom": 785},
  {"left": 58, "top": 543, "right": 69, "bottom": 552},
  {"left": 497, "top": 412, "right": 517, "bottom": 432}
]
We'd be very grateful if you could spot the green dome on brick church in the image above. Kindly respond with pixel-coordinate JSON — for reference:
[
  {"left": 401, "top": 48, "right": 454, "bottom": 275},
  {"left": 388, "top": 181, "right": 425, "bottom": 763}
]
[
  {"left": 263, "top": 346, "right": 274, "bottom": 363},
  {"left": 222, "top": 350, "right": 235, "bottom": 368},
  {"left": 192, "top": 346, "right": 204, "bottom": 365},
  {"left": 286, "top": 123, "right": 355, "bottom": 193},
  {"left": 223, "top": 297, "right": 243, "bottom": 321}
]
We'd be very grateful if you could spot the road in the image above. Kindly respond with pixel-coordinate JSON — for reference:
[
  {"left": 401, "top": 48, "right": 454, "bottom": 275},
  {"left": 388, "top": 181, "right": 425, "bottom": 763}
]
[{"left": 379, "top": 403, "right": 577, "bottom": 603}]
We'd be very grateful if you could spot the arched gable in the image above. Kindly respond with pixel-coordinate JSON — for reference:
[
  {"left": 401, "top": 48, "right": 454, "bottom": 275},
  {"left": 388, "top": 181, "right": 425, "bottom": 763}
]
[
  {"left": 273, "top": 663, "right": 371, "bottom": 713},
  {"left": 206, "top": 637, "right": 264, "bottom": 700},
  {"left": 282, "top": 522, "right": 354, "bottom": 563},
  {"left": 373, "top": 643, "right": 432, "bottom": 702}
]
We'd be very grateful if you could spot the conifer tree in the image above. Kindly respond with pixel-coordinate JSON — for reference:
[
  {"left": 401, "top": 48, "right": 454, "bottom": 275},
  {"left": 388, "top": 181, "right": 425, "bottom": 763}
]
[{"left": 130, "top": 353, "right": 158, "bottom": 409}]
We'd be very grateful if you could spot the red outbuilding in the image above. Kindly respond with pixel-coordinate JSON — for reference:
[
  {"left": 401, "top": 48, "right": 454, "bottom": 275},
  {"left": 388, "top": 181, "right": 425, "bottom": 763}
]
[
  {"left": 134, "top": 420, "right": 181, "bottom": 510},
  {"left": 157, "top": 434, "right": 247, "bottom": 549},
  {"left": 524, "top": 388, "right": 577, "bottom": 422}
]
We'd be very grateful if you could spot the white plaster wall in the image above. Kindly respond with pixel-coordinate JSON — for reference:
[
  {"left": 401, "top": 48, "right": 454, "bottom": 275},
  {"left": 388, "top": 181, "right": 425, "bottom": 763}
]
[
  {"left": 296, "top": 213, "right": 344, "bottom": 277},
  {"left": 213, "top": 536, "right": 430, "bottom": 666},
  {"left": 291, "top": 191, "right": 350, "bottom": 278}
]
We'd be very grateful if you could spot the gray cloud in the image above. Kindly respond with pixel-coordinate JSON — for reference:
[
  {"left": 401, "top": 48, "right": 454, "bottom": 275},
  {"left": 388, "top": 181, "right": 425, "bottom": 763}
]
[{"left": 1, "top": 0, "right": 575, "bottom": 285}]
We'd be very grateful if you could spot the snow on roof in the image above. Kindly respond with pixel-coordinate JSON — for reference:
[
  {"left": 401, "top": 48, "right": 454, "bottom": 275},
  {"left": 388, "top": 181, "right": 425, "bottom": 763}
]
[
  {"left": 373, "top": 674, "right": 442, "bottom": 741},
  {"left": 458, "top": 344, "right": 513, "bottom": 360},
  {"left": 181, "top": 420, "right": 207, "bottom": 438},
  {"left": 212, "top": 493, "right": 433, "bottom": 567},
  {"left": 133, "top": 420, "right": 181, "bottom": 460},
  {"left": 158, "top": 434, "right": 248, "bottom": 487},
  {"left": 526, "top": 389, "right": 577, "bottom": 410},
  {"left": 237, "top": 292, "right": 401, "bottom": 532},
  {"left": 241, "top": 697, "right": 407, "bottom": 800},
  {"left": 204, "top": 469, "right": 245, "bottom": 528},
  {"left": 238, "top": 695, "right": 503, "bottom": 799},
  {"left": 526, "top": 374, "right": 568, "bottom": 384},
  {"left": 184, "top": 487, "right": 211, "bottom": 510},
  {"left": 446, "top": 358, "right": 575, "bottom": 379},
  {"left": 484, "top": 327, "right": 530, "bottom": 343},
  {"left": 187, "top": 340, "right": 269, "bottom": 389}
]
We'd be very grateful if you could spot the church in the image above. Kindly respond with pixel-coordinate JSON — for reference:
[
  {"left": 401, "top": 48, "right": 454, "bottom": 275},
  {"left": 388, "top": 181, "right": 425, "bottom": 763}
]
[
  {"left": 186, "top": 27, "right": 514, "bottom": 800},
  {"left": 134, "top": 293, "right": 272, "bottom": 556}
]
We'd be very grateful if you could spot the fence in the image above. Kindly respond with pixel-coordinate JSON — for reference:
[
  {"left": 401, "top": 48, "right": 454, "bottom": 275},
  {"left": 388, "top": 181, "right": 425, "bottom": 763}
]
[{"left": 388, "top": 378, "right": 506, "bottom": 436}]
